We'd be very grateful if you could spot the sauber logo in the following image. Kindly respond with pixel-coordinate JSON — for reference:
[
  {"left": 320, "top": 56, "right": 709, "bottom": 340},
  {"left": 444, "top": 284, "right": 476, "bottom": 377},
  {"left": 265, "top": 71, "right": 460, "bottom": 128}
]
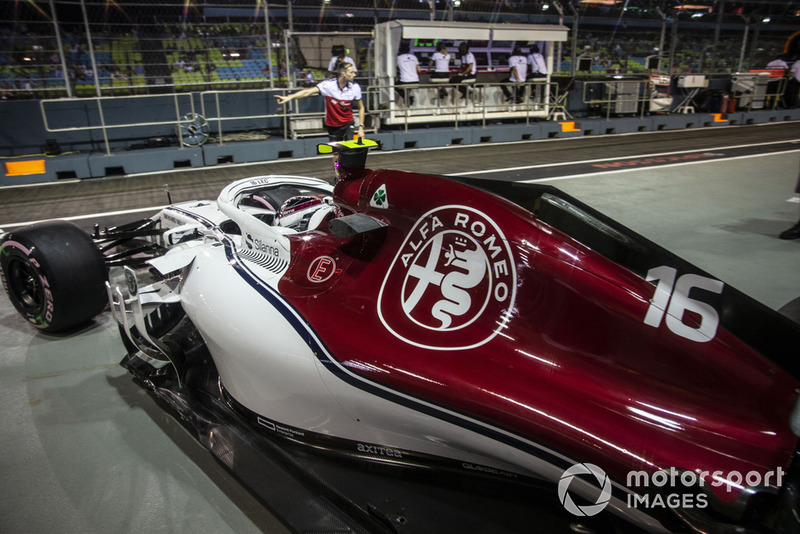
[{"left": 378, "top": 206, "right": 516, "bottom": 350}]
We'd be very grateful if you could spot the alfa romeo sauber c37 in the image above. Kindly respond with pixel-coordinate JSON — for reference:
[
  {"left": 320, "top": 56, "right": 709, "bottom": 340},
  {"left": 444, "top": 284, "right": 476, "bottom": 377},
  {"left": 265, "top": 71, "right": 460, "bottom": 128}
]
[{"left": 2, "top": 140, "right": 799, "bottom": 533}]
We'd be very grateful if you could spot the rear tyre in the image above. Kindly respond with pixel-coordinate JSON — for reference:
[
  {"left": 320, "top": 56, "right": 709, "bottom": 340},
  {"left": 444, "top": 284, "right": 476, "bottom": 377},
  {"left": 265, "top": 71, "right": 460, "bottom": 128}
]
[{"left": 1, "top": 221, "right": 107, "bottom": 332}]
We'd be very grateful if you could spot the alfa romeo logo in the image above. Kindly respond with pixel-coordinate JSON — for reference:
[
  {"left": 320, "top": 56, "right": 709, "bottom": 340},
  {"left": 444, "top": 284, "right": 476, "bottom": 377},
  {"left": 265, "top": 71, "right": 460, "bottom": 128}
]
[
  {"left": 125, "top": 269, "right": 138, "bottom": 296},
  {"left": 558, "top": 463, "right": 612, "bottom": 516},
  {"left": 377, "top": 205, "right": 516, "bottom": 350}
]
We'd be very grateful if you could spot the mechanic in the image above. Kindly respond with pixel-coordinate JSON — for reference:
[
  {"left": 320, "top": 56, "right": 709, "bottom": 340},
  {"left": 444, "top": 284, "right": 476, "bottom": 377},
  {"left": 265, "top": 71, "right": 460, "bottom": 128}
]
[
  {"left": 500, "top": 46, "right": 527, "bottom": 104},
  {"left": 449, "top": 42, "right": 476, "bottom": 101},
  {"left": 275, "top": 61, "right": 365, "bottom": 142},
  {"left": 395, "top": 42, "right": 421, "bottom": 107}
]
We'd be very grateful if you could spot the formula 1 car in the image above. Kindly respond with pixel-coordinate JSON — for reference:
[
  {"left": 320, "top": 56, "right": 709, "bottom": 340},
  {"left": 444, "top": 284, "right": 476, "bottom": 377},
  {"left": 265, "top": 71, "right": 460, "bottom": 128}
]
[{"left": 2, "top": 139, "right": 800, "bottom": 533}]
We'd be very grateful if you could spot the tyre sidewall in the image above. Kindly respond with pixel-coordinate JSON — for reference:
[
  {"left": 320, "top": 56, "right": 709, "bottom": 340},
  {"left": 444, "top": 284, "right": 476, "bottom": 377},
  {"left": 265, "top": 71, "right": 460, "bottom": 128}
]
[{"left": 0, "top": 239, "right": 57, "bottom": 328}]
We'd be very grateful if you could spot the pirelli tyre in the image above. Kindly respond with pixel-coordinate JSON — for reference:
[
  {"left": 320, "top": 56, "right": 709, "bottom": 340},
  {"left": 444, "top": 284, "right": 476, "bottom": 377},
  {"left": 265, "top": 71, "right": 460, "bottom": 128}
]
[{"left": 0, "top": 221, "right": 107, "bottom": 332}]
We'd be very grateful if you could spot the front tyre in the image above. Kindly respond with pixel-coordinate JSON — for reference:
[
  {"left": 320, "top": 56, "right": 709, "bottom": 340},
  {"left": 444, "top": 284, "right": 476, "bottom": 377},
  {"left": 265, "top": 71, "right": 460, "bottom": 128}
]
[{"left": 1, "top": 221, "right": 107, "bottom": 332}]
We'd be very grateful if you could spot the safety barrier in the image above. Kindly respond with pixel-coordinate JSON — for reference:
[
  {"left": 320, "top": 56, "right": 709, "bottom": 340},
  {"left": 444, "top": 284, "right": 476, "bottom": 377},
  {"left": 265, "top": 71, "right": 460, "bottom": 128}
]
[
  {"left": 40, "top": 93, "right": 198, "bottom": 155},
  {"left": 7, "top": 92, "right": 797, "bottom": 186},
  {"left": 369, "top": 80, "right": 557, "bottom": 131},
  {"left": 37, "top": 75, "right": 793, "bottom": 154},
  {"left": 581, "top": 76, "right": 788, "bottom": 120}
]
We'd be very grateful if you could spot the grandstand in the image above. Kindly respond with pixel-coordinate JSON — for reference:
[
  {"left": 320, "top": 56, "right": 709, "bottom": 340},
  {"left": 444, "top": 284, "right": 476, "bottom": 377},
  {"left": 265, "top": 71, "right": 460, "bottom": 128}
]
[{"left": 0, "top": 0, "right": 797, "bottom": 100}]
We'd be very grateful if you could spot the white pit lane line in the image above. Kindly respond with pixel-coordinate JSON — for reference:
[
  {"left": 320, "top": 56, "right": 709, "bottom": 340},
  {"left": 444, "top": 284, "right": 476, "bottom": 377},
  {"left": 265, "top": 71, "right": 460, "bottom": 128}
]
[
  {"left": 448, "top": 145, "right": 800, "bottom": 182},
  {"left": 0, "top": 205, "right": 166, "bottom": 230}
]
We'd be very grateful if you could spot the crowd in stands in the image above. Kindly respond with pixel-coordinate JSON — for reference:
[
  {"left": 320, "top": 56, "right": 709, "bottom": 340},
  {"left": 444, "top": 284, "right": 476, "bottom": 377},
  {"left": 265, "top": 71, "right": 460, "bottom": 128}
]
[
  {"left": 573, "top": 28, "right": 784, "bottom": 75},
  {"left": 0, "top": 14, "right": 793, "bottom": 100}
]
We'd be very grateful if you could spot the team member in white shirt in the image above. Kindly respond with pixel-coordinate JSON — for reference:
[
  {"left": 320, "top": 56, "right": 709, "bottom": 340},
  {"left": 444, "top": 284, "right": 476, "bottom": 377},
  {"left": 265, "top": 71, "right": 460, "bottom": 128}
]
[
  {"left": 429, "top": 42, "right": 451, "bottom": 101},
  {"left": 765, "top": 54, "right": 789, "bottom": 108},
  {"left": 526, "top": 43, "right": 547, "bottom": 79},
  {"left": 766, "top": 54, "right": 789, "bottom": 71},
  {"left": 275, "top": 61, "right": 365, "bottom": 141},
  {"left": 500, "top": 47, "right": 527, "bottom": 103},
  {"left": 526, "top": 43, "right": 548, "bottom": 103},
  {"left": 449, "top": 42, "right": 476, "bottom": 100},
  {"left": 396, "top": 42, "right": 421, "bottom": 106}
]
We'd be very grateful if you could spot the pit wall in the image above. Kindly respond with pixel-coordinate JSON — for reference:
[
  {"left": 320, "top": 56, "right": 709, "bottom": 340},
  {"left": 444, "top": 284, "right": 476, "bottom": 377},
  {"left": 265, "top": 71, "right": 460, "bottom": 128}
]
[{"left": 2, "top": 97, "right": 799, "bottom": 186}]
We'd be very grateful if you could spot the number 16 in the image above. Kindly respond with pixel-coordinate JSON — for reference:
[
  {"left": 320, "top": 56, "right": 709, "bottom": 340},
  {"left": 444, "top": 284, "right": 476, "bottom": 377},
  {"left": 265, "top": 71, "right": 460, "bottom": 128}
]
[{"left": 643, "top": 266, "right": 724, "bottom": 343}]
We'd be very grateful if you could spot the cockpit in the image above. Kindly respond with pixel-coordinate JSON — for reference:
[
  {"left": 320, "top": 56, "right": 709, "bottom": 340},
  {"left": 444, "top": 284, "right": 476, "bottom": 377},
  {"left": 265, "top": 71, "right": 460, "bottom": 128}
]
[{"left": 237, "top": 184, "right": 339, "bottom": 233}]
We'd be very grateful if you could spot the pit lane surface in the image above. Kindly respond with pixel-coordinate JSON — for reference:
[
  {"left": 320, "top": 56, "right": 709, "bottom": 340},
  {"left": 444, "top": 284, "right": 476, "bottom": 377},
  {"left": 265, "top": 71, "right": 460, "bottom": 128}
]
[
  {"left": 1, "top": 122, "right": 799, "bottom": 228},
  {"left": 1, "top": 122, "right": 799, "bottom": 534}
]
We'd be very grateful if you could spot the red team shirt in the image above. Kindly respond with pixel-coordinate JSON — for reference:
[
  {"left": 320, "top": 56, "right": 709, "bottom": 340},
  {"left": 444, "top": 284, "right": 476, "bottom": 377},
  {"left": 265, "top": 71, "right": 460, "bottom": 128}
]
[{"left": 316, "top": 78, "right": 362, "bottom": 127}]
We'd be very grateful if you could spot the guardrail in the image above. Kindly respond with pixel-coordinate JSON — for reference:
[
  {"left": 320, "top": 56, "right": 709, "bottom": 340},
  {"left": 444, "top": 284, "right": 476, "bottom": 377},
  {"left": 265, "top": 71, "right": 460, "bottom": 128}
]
[
  {"left": 37, "top": 76, "right": 793, "bottom": 155},
  {"left": 581, "top": 76, "right": 788, "bottom": 120},
  {"left": 369, "top": 80, "right": 559, "bottom": 131},
  {"left": 40, "top": 93, "right": 198, "bottom": 156},
  {"left": 199, "top": 88, "right": 287, "bottom": 142}
]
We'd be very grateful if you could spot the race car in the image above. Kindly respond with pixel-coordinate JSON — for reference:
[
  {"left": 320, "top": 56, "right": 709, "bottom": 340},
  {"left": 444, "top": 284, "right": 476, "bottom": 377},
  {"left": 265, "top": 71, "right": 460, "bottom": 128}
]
[{"left": 2, "top": 139, "right": 800, "bottom": 533}]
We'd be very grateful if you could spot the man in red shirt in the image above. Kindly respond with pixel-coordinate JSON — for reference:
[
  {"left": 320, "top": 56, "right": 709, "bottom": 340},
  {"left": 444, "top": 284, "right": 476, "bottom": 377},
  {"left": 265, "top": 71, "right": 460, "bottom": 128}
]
[{"left": 275, "top": 61, "right": 365, "bottom": 141}]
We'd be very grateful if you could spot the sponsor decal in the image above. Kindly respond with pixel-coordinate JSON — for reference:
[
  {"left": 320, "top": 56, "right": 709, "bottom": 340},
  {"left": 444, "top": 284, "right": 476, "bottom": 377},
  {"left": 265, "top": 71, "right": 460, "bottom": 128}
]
[
  {"left": 161, "top": 212, "right": 182, "bottom": 226},
  {"left": 377, "top": 205, "right": 516, "bottom": 350},
  {"left": 257, "top": 416, "right": 305, "bottom": 439},
  {"left": 125, "top": 269, "right": 138, "bottom": 296},
  {"left": 245, "top": 233, "right": 280, "bottom": 257},
  {"left": 370, "top": 184, "right": 388, "bottom": 209},
  {"left": 462, "top": 463, "right": 519, "bottom": 479},
  {"left": 307, "top": 255, "right": 337, "bottom": 283},
  {"left": 357, "top": 443, "right": 404, "bottom": 458}
]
